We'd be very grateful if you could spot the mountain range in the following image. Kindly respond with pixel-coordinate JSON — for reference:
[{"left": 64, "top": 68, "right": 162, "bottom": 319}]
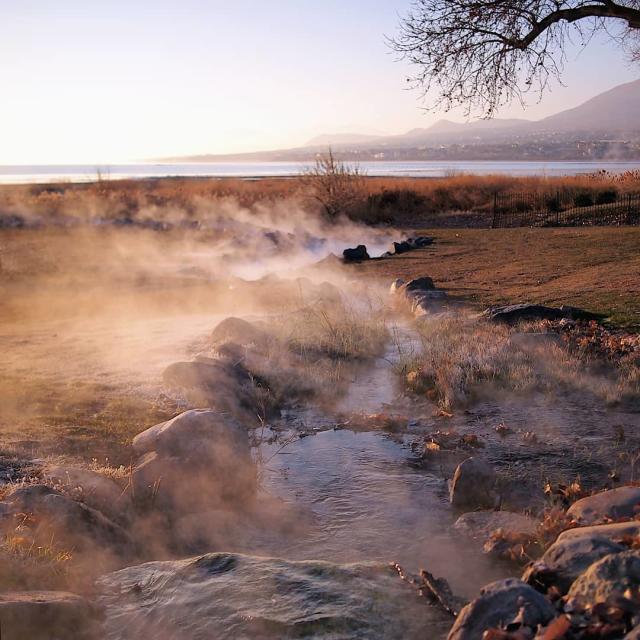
[{"left": 162, "top": 79, "right": 640, "bottom": 162}]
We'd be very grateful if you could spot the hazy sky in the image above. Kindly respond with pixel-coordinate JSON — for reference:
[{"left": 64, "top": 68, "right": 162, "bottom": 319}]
[{"left": 1, "top": 0, "right": 638, "bottom": 163}]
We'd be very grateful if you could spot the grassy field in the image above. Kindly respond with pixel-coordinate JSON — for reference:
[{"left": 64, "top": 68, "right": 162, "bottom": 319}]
[{"left": 356, "top": 227, "right": 640, "bottom": 328}]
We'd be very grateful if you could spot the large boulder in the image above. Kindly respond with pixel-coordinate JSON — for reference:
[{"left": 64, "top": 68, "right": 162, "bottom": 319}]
[
  {"left": 567, "top": 486, "right": 640, "bottom": 525},
  {"left": 448, "top": 578, "right": 557, "bottom": 640},
  {"left": 523, "top": 534, "right": 626, "bottom": 594},
  {"left": 161, "top": 360, "right": 264, "bottom": 415},
  {"left": 568, "top": 550, "right": 640, "bottom": 606},
  {"left": 449, "top": 457, "right": 497, "bottom": 510},
  {"left": 454, "top": 510, "right": 538, "bottom": 540},
  {"left": 557, "top": 521, "right": 640, "bottom": 543},
  {"left": 210, "top": 317, "right": 270, "bottom": 349},
  {"left": 390, "top": 276, "right": 447, "bottom": 316},
  {"left": 484, "top": 303, "right": 601, "bottom": 324},
  {"left": 132, "top": 409, "right": 248, "bottom": 459},
  {"left": 131, "top": 450, "right": 256, "bottom": 514},
  {"left": 0, "top": 591, "right": 100, "bottom": 640},
  {"left": 43, "top": 465, "right": 132, "bottom": 525},
  {"left": 131, "top": 410, "right": 256, "bottom": 514},
  {"left": 342, "top": 245, "right": 370, "bottom": 262}
]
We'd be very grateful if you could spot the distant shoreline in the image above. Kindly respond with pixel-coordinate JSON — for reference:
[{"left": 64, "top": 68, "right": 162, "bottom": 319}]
[{"left": 2, "top": 160, "right": 640, "bottom": 186}]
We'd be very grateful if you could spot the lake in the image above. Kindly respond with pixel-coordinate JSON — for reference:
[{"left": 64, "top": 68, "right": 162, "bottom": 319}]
[{"left": 1, "top": 160, "right": 640, "bottom": 184}]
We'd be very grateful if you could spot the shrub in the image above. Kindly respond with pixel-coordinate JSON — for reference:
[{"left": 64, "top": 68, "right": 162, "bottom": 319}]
[{"left": 573, "top": 192, "right": 594, "bottom": 208}]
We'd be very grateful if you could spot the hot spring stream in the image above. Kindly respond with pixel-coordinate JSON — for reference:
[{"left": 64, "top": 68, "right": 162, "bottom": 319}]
[{"left": 98, "top": 325, "right": 507, "bottom": 639}]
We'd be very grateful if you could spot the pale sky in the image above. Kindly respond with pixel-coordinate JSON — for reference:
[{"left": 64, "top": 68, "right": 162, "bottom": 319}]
[{"left": 1, "top": 0, "right": 638, "bottom": 163}]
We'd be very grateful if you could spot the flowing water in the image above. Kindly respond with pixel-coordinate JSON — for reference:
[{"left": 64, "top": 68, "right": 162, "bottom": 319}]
[{"left": 98, "top": 323, "right": 508, "bottom": 639}]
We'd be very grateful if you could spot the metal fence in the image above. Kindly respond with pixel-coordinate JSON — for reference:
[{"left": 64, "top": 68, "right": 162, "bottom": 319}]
[{"left": 491, "top": 191, "right": 640, "bottom": 228}]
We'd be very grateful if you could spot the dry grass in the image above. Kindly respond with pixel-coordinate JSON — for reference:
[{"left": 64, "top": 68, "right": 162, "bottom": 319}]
[
  {"left": 355, "top": 227, "right": 640, "bottom": 329},
  {"left": 400, "top": 314, "right": 639, "bottom": 410},
  {"left": 2, "top": 172, "right": 639, "bottom": 227}
]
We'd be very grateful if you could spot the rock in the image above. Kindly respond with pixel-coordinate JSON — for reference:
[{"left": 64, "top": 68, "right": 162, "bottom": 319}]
[
  {"left": 485, "top": 303, "right": 602, "bottom": 324},
  {"left": 43, "top": 465, "right": 132, "bottom": 525},
  {"left": 412, "top": 236, "right": 434, "bottom": 248},
  {"left": 390, "top": 276, "right": 447, "bottom": 316},
  {"left": 404, "top": 276, "right": 435, "bottom": 292},
  {"left": 132, "top": 409, "right": 248, "bottom": 459},
  {"left": 391, "top": 241, "right": 412, "bottom": 254},
  {"left": 131, "top": 410, "right": 255, "bottom": 515},
  {"left": 447, "top": 578, "right": 557, "bottom": 640},
  {"left": 6, "top": 485, "right": 133, "bottom": 554},
  {"left": 567, "top": 486, "right": 640, "bottom": 525},
  {"left": 342, "top": 245, "right": 370, "bottom": 262},
  {"left": 558, "top": 521, "right": 640, "bottom": 543},
  {"left": 98, "top": 554, "right": 440, "bottom": 640},
  {"left": 454, "top": 511, "right": 538, "bottom": 540},
  {"left": 449, "top": 457, "right": 497, "bottom": 510},
  {"left": 210, "top": 317, "right": 270, "bottom": 348},
  {"left": 522, "top": 534, "right": 626, "bottom": 594},
  {"left": 0, "top": 591, "right": 100, "bottom": 640},
  {"left": 162, "top": 360, "right": 262, "bottom": 413},
  {"left": 568, "top": 550, "right": 640, "bottom": 605}
]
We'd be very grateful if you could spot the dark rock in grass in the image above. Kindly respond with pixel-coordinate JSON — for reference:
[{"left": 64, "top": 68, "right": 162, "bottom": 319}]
[
  {"left": 568, "top": 550, "right": 640, "bottom": 606},
  {"left": 162, "top": 359, "right": 268, "bottom": 415},
  {"left": 6, "top": 485, "right": 133, "bottom": 554},
  {"left": 411, "top": 236, "right": 434, "bottom": 248},
  {"left": 447, "top": 578, "right": 557, "bottom": 640},
  {"left": 484, "top": 303, "right": 602, "bottom": 324},
  {"left": 43, "top": 465, "right": 132, "bottom": 526},
  {"left": 210, "top": 317, "right": 270, "bottom": 349},
  {"left": 522, "top": 534, "right": 625, "bottom": 594},
  {"left": 391, "top": 276, "right": 448, "bottom": 316},
  {"left": 342, "top": 245, "right": 370, "bottom": 262},
  {"left": 449, "top": 457, "right": 497, "bottom": 510},
  {"left": 391, "top": 241, "right": 412, "bottom": 255},
  {"left": 0, "top": 591, "right": 101, "bottom": 640},
  {"left": 404, "top": 276, "right": 436, "bottom": 292},
  {"left": 567, "top": 486, "right": 640, "bottom": 525}
]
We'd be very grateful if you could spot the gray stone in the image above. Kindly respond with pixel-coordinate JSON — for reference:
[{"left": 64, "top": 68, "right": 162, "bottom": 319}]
[
  {"left": 131, "top": 450, "right": 256, "bottom": 514},
  {"left": 567, "top": 486, "right": 640, "bottom": 525},
  {"left": 522, "top": 534, "right": 625, "bottom": 594},
  {"left": 342, "top": 245, "right": 369, "bottom": 262},
  {"left": 449, "top": 457, "right": 497, "bottom": 510},
  {"left": 132, "top": 409, "right": 248, "bottom": 459},
  {"left": 485, "top": 303, "right": 602, "bottom": 324},
  {"left": 454, "top": 511, "right": 538, "bottom": 540},
  {"left": 43, "top": 465, "right": 132, "bottom": 525},
  {"left": 568, "top": 550, "right": 640, "bottom": 605},
  {"left": 210, "top": 317, "right": 269, "bottom": 348},
  {"left": 447, "top": 578, "right": 557, "bottom": 640},
  {"left": 0, "top": 591, "right": 100, "bottom": 640},
  {"left": 558, "top": 521, "right": 640, "bottom": 543}
]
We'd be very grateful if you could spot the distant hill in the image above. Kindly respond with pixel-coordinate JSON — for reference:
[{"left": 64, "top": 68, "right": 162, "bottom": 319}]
[
  {"left": 160, "top": 79, "right": 640, "bottom": 162},
  {"left": 304, "top": 133, "right": 383, "bottom": 146},
  {"left": 538, "top": 79, "right": 640, "bottom": 133}
]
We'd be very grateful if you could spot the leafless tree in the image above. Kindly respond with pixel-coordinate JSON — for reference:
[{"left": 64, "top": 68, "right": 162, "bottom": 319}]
[
  {"left": 390, "top": 0, "right": 640, "bottom": 117},
  {"left": 300, "top": 149, "right": 365, "bottom": 219}
]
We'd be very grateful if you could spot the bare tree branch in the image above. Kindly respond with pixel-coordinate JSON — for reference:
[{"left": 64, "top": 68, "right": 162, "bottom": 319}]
[{"left": 390, "top": 0, "right": 640, "bottom": 116}]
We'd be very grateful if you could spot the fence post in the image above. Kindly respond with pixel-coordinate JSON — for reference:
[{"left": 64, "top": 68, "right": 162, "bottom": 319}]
[{"left": 491, "top": 192, "right": 498, "bottom": 228}]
